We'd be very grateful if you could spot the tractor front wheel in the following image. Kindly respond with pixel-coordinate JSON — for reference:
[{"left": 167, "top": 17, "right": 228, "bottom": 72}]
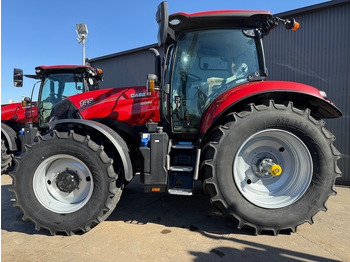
[
  {"left": 1, "top": 138, "right": 13, "bottom": 174},
  {"left": 10, "top": 130, "right": 123, "bottom": 235},
  {"left": 201, "top": 101, "right": 341, "bottom": 235}
]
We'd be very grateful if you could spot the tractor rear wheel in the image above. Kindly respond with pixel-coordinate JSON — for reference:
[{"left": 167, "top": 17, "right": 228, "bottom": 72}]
[
  {"left": 10, "top": 130, "right": 123, "bottom": 235},
  {"left": 201, "top": 101, "right": 341, "bottom": 235}
]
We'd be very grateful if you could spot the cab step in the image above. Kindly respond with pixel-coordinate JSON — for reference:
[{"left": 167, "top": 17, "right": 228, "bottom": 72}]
[
  {"left": 168, "top": 188, "right": 193, "bottom": 196},
  {"left": 169, "top": 166, "right": 193, "bottom": 172},
  {"left": 168, "top": 141, "right": 196, "bottom": 195}
]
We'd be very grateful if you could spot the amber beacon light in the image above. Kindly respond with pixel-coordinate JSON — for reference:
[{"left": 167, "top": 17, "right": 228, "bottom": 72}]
[{"left": 286, "top": 18, "right": 300, "bottom": 31}]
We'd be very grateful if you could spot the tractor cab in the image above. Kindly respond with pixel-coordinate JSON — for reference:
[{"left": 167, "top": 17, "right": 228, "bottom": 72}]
[
  {"left": 164, "top": 28, "right": 263, "bottom": 133},
  {"left": 155, "top": 2, "right": 273, "bottom": 135},
  {"left": 14, "top": 65, "right": 103, "bottom": 128}
]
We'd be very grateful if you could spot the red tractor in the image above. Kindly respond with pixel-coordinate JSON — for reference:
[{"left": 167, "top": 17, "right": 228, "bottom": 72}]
[
  {"left": 10, "top": 2, "right": 341, "bottom": 235},
  {"left": 1, "top": 65, "right": 103, "bottom": 174}
]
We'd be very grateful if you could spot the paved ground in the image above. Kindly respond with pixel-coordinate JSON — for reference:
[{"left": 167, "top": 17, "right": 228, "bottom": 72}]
[{"left": 1, "top": 174, "right": 350, "bottom": 262}]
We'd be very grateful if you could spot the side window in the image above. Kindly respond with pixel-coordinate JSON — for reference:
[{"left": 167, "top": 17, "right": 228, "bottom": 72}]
[
  {"left": 60, "top": 74, "right": 84, "bottom": 98},
  {"left": 41, "top": 79, "right": 53, "bottom": 102},
  {"left": 40, "top": 78, "right": 58, "bottom": 123},
  {"left": 61, "top": 82, "right": 83, "bottom": 97}
]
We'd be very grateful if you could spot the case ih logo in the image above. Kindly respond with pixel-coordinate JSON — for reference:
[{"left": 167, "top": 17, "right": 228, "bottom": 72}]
[
  {"left": 130, "top": 92, "right": 148, "bottom": 98},
  {"left": 80, "top": 98, "right": 93, "bottom": 107}
]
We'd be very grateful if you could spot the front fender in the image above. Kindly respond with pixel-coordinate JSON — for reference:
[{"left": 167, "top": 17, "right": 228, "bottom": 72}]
[
  {"left": 1, "top": 122, "right": 17, "bottom": 151},
  {"left": 49, "top": 119, "right": 133, "bottom": 182},
  {"left": 200, "top": 81, "right": 342, "bottom": 134}
]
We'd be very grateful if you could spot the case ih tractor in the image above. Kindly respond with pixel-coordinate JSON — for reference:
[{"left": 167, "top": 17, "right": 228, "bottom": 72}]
[
  {"left": 10, "top": 2, "right": 342, "bottom": 235},
  {"left": 1, "top": 65, "right": 103, "bottom": 174}
]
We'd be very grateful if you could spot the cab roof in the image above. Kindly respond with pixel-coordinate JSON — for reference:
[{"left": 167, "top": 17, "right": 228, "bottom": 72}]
[
  {"left": 24, "top": 65, "right": 97, "bottom": 80},
  {"left": 168, "top": 10, "right": 273, "bottom": 33},
  {"left": 35, "top": 65, "right": 94, "bottom": 73}
]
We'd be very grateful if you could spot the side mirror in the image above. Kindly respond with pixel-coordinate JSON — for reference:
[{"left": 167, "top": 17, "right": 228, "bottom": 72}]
[
  {"left": 156, "top": 2, "right": 169, "bottom": 46},
  {"left": 156, "top": 1, "right": 174, "bottom": 45},
  {"left": 14, "top": 68, "right": 23, "bottom": 87}
]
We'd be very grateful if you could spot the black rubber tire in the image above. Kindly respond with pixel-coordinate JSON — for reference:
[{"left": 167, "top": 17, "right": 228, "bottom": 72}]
[
  {"left": 10, "top": 130, "right": 123, "bottom": 235},
  {"left": 200, "top": 101, "right": 341, "bottom": 235},
  {"left": 1, "top": 138, "right": 13, "bottom": 174}
]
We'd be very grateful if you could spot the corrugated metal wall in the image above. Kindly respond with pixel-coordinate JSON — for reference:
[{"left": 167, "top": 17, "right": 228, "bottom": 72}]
[
  {"left": 89, "top": 45, "right": 160, "bottom": 88},
  {"left": 264, "top": 0, "right": 350, "bottom": 184}
]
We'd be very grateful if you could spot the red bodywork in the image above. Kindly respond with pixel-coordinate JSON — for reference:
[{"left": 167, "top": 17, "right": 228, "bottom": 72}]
[
  {"left": 64, "top": 80, "right": 340, "bottom": 135},
  {"left": 1, "top": 102, "right": 38, "bottom": 124},
  {"left": 200, "top": 81, "right": 340, "bottom": 134},
  {"left": 67, "top": 86, "right": 160, "bottom": 125}
]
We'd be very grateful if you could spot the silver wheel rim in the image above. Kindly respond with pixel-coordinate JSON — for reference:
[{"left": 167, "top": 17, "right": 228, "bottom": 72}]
[
  {"left": 233, "top": 129, "right": 313, "bottom": 209},
  {"left": 33, "top": 154, "right": 93, "bottom": 213}
]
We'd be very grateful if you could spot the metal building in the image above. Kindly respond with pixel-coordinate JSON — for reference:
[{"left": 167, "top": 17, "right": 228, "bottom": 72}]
[
  {"left": 89, "top": 0, "right": 349, "bottom": 184},
  {"left": 89, "top": 44, "right": 161, "bottom": 88}
]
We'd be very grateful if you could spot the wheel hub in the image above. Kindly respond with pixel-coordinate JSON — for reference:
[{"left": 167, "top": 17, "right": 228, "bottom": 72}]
[
  {"left": 258, "top": 158, "right": 282, "bottom": 177},
  {"left": 56, "top": 169, "right": 80, "bottom": 193}
]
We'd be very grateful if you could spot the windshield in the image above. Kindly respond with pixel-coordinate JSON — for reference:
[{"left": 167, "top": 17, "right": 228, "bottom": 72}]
[
  {"left": 170, "top": 29, "right": 260, "bottom": 133},
  {"left": 39, "top": 73, "right": 86, "bottom": 125}
]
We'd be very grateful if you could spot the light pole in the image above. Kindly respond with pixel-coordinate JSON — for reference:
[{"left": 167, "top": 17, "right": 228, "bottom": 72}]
[{"left": 76, "top": 24, "right": 88, "bottom": 65}]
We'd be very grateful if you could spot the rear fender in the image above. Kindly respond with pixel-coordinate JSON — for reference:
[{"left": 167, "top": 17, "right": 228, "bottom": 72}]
[
  {"left": 49, "top": 119, "right": 133, "bottom": 182},
  {"left": 1, "top": 123, "right": 18, "bottom": 151},
  {"left": 199, "top": 81, "right": 342, "bottom": 134}
]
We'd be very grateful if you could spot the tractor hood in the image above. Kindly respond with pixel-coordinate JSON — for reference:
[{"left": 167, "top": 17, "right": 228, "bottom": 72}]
[
  {"left": 50, "top": 86, "right": 161, "bottom": 126},
  {"left": 1, "top": 102, "right": 38, "bottom": 124}
]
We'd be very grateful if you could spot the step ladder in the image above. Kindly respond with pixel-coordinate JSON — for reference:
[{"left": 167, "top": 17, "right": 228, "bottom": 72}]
[{"left": 168, "top": 141, "right": 196, "bottom": 195}]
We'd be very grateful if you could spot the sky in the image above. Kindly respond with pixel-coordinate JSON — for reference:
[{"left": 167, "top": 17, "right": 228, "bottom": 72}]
[{"left": 1, "top": 0, "right": 329, "bottom": 104}]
